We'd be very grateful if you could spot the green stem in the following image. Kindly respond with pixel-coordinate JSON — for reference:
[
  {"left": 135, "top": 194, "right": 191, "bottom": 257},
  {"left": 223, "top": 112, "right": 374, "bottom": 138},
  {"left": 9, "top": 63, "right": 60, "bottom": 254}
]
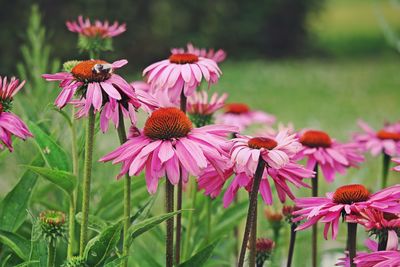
[
  {"left": 117, "top": 112, "right": 131, "bottom": 267},
  {"left": 206, "top": 198, "right": 212, "bottom": 243},
  {"left": 166, "top": 179, "right": 175, "bottom": 267},
  {"left": 238, "top": 157, "right": 266, "bottom": 267},
  {"left": 378, "top": 232, "right": 387, "bottom": 251},
  {"left": 47, "top": 238, "right": 56, "bottom": 267},
  {"left": 311, "top": 164, "right": 318, "bottom": 267},
  {"left": 89, "top": 50, "right": 99, "bottom": 59},
  {"left": 79, "top": 109, "right": 96, "bottom": 256},
  {"left": 182, "top": 180, "right": 198, "bottom": 260},
  {"left": 381, "top": 153, "right": 391, "bottom": 188},
  {"left": 347, "top": 223, "right": 357, "bottom": 267},
  {"left": 68, "top": 106, "right": 79, "bottom": 258}
]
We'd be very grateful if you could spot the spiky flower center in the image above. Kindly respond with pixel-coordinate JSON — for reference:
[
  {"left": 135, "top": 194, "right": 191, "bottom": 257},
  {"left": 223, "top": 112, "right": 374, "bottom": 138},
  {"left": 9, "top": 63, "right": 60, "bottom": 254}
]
[
  {"left": 248, "top": 137, "right": 278, "bottom": 150},
  {"left": 169, "top": 53, "right": 199, "bottom": 64},
  {"left": 224, "top": 103, "right": 250, "bottom": 114},
  {"left": 300, "top": 130, "right": 332, "bottom": 148},
  {"left": 255, "top": 238, "right": 275, "bottom": 253},
  {"left": 377, "top": 130, "right": 400, "bottom": 141},
  {"left": 82, "top": 26, "right": 108, "bottom": 37},
  {"left": 332, "top": 184, "right": 370, "bottom": 204},
  {"left": 144, "top": 107, "right": 193, "bottom": 140},
  {"left": 71, "top": 60, "right": 113, "bottom": 82},
  {"left": 265, "top": 209, "right": 283, "bottom": 222},
  {"left": 39, "top": 210, "right": 66, "bottom": 226}
]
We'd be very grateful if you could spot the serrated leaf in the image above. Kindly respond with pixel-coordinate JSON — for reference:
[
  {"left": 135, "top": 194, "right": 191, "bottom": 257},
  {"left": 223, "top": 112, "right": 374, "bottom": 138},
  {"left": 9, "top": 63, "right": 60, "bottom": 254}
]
[
  {"left": 0, "top": 230, "right": 31, "bottom": 261},
  {"left": 179, "top": 239, "right": 220, "bottom": 267},
  {"left": 75, "top": 212, "right": 108, "bottom": 233},
  {"left": 0, "top": 157, "right": 43, "bottom": 232},
  {"left": 28, "top": 121, "right": 70, "bottom": 171},
  {"left": 129, "top": 210, "right": 185, "bottom": 241},
  {"left": 84, "top": 222, "right": 123, "bottom": 267},
  {"left": 24, "top": 166, "right": 76, "bottom": 196}
]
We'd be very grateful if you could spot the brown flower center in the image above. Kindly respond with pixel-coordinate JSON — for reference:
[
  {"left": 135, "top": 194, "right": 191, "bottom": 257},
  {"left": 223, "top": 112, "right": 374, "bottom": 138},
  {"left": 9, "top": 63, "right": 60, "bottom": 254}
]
[
  {"left": 82, "top": 26, "right": 108, "bottom": 37},
  {"left": 144, "top": 107, "right": 193, "bottom": 140},
  {"left": 248, "top": 137, "right": 278, "bottom": 150},
  {"left": 224, "top": 103, "right": 250, "bottom": 114},
  {"left": 383, "top": 212, "right": 399, "bottom": 221},
  {"left": 300, "top": 130, "right": 332, "bottom": 148},
  {"left": 377, "top": 130, "right": 400, "bottom": 141},
  {"left": 71, "top": 60, "right": 113, "bottom": 82},
  {"left": 169, "top": 53, "right": 199, "bottom": 64},
  {"left": 332, "top": 184, "right": 370, "bottom": 204}
]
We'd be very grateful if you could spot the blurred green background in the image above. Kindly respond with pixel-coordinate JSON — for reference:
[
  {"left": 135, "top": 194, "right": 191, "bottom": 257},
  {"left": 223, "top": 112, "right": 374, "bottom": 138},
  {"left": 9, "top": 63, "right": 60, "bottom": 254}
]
[{"left": 1, "top": 0, "right": 400, "bottom": 266}]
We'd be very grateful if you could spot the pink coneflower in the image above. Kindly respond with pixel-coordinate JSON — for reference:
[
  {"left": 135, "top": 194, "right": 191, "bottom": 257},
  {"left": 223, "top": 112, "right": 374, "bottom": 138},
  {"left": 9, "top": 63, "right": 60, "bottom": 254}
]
[
  {"left": 66, "top": 16, "right": 126, "bottom": 38},
  {"left": 297, "top": 130, "right": 364, "bottom": 182},
  {"left": 171, "top": 43, "right": 227, "bottom": 63},
  {"left": 335, "top": 239, "right": 378, "bottom": 267},
  {"left": 143, "top": 53, "right": 222, "bottom": 102},
  {"left": 256, "top": 122, "right": 295, "bottom": 137},
  {"left": 354, "top": 120, "right": 400, "bottom": 157},
  {"left": 354, "top": 250, "right": 400, "bottom": 267},
  {"left": 43, "top": 60, "right": 146, "bottom": 132},
  {"left": 347, "top": 209, "right": 400, "bottom": 250},
  {"left": 216, "top": 103, "right": 275, "bottom": 132},
  {"left": 0, "top": 76, "right": 32, "bottom": 151},
  {"left": 247, "top": 238, "right": 275, "bottom": 266},
  {"left": 392, "top": 158, "right": 400, "bottom": 172},
  {"left": 187, "top": 91, "right": 227, "bottom": 127},
  {"left": 223, "top": 132, "right": 314, "bottom": 207},
  {"left": 100, "top": 107, "right": 236, "bottom": 193},
  {"left": 197, "top": 163, "right": 233, "bottom": 198},
  {"left": 294, "top": 184, "right": 400, "bottom": 239}
]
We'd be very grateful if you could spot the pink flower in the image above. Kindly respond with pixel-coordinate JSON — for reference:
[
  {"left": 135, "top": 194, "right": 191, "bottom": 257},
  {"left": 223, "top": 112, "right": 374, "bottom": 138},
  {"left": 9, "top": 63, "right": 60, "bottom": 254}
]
[
  {"left": 66, "top": 16, "right": 126, "bottom": 38},
  {"left": 187, "top": 91, "right": 227, "bottom": 116},
  {"left": 354, "top": 120, "right": 400, "bottom": 157},
  {"left": 171, "top": 43, "right": 227, "bottom": 63},
  {"left": 216, "top": 103, "right": 275, "bottom": 132},
  {"left": 223, "top": 132, "right": 314, "bottom": 207},
  {"left": 335, "top": 239, "right": 378, "bottom": 267},
  {"left": 296, "top": 130, "right": 364, "bottom": 182},
  {"left": 43, "top": 60, "right": 147, "bottom": 132},
  {"left": 100, "top": 107, "right": 237, "bottom": 194},
  {"left": 143, "top": 53, "right": 222, "bottom": 102},
  {"left": 392, "top": 158, "right": 400, "bottom": 172},
  {"left": 0, "top": 76, "right": 32, "bottom": 151},
  {"left": 294, "top": 184, "right": 400, "bottom": 240},
  {"left": 354, "top": 250, "right": 400, "bottom": 267},
  {"left": 197, "top": 163, "right": 234, "bottom": 198},
  {"left": 256, "top": 122, "right": 295, "bottom": 137}
]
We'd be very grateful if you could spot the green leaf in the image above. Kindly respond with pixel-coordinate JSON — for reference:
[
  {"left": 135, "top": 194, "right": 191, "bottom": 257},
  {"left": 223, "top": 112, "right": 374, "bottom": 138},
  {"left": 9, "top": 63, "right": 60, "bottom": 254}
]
[
  {"left": 0, "top": 157, "right": 44, "bottom": 232},
  {"left": 213, "top": 201, "right": 248, "bottom": 237},
  {"left": 29, "top": 221, "right": 47, "bottom": 267},
  {"left": 14, "top": 261, "right": 39, "bottom": 267},
  {"left": 178, "top": 239, "right": 220, "bottom": 267},
  {"left": 0, "top": 230, "right": 31, "bottom": 261},
  {"left": 75, "top": 212, "right": 108, "bottom": 233},
  {"left": 103, "top": 257, "right": 127, "bottom": 267},
  {"left": 129, "top": 210, "right": 185, "bottom": 241},
  {"left": 24, "top": 166, "right": 77, "bottom": 196},
  {"left": 28, "top": 121, "right": 70, "bottom": 171},
  {"left": 84, "top": 222, "right": 123, "bottom": 267}
]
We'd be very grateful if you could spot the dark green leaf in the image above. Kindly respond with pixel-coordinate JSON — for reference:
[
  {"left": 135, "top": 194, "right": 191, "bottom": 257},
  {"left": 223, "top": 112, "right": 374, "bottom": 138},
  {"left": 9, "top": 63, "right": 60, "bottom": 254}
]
[
  {"left": 103, "top": 257, "right": 127, "bottom": 267},
  {"left": 129, "top": 210, "right": 185, "bottom": 241},
  {"left": 179, "top": 239, "right": 220, "bottom": 267},
  {"left": 75, "top": 212, "right": 108, "bottom": 233},
  {"left": 24, "top": 166, "right": 77, "bottom": 196},
  {"left": 0, "top": 230, "right": 31, "bottom": 261},
  {"left": 84, "top": 222, "right": 123, "bottom": 267},
  {"left": 14, "top": 261, "right": 39, "bottom": 267},
  {"left": 0, "top": 157, "right": 43, "bottom": 232},
  {"left": 28, "top": 121, "right": 70, "bottom": 171}
]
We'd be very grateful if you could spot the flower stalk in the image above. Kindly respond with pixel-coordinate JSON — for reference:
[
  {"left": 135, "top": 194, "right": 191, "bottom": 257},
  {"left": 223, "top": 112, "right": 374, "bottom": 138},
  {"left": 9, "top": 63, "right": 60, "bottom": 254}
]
[
  {"left": 347, "top": 222, "right": 357, "bottom": 267},
  {"left": 381, "top": 152, "right": 391, "bottom": 189},
  {"left": 238, "top": 157, "right": 266, "bottom": 267},
  {"left": 117, "top": 110, "right": 131, "bottom": 267},
  {"left": 249, "top": 200, "right": 258, "bottom": 267},
  {"left": 182, "top": 180, "right": 198, "bottom": 260},
  {"left": 47, "top": 238, "right": 57, "bottom": 267},
  {"left": 311, "top": 164, "right": 318, "bottom": 267},
  {"left": 79, "top": 108, "right": 96, "bottom": 256},
  {"left": 166, "top": 179, "right": 175, "bottom": 267},
  {"left": 286, "top": 223, "right": 297, "bottom": 267}
]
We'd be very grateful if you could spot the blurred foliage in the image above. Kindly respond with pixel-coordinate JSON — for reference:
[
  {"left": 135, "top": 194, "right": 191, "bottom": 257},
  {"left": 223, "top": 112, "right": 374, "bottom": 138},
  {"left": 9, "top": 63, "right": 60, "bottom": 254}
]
[{"left": 0, "top": 0, "right": 323, "bottom": 74}]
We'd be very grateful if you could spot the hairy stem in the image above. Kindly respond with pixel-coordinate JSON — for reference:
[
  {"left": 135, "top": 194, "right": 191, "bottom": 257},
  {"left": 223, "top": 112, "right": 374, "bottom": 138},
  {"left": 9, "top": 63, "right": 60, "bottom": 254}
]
[
  {"left": 166, "top": 179, "right": 175, "bottom": 267},
  {"left": 347, "top": 223, "right": 357, "bottom": 267},
  {"left": 381, "top": 152, "right": 391, "bottom": 189},
  {"left": 117, "top": 112, "right": 131, "bottom": 267},
  {"left": 79, "top": 109, "right": 95, "bottom": 256},
  {"left": 182, "top": 181, "right": 198, "bottom": 260},
  {"left": 249, "top": 199, "right": 258, "bottom": 267},
  {"left": 286, "top": 223, "right": 297, "bottom": 267},
  {"left": 378, "top": 232, "right": 387, "bottom": 251},
  {"left": 238, "top": 157, "right": 266, "bottom": 267},
  {"left": 311, "top": 164, "right": 318, "bottom": 267},
  {"left": 47, "top": 238, "right": 56, "bottom": 267},
  {"left": 68, "top": 106, "right": 79, "bottom": 258}
]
